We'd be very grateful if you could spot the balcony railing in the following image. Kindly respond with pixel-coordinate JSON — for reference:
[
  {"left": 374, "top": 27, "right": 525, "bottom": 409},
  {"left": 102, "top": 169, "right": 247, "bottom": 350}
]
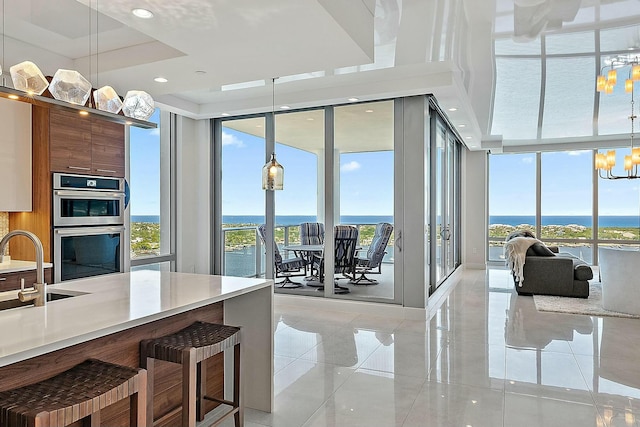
[{"left": 222, "top": 224, "right": 394, "bottom": 278}]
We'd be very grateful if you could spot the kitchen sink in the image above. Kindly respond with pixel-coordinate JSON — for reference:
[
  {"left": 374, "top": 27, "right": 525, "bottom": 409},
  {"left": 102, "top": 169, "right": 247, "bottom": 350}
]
[{"left": 0, "top": 291, "right": 82, "bottom": 311}]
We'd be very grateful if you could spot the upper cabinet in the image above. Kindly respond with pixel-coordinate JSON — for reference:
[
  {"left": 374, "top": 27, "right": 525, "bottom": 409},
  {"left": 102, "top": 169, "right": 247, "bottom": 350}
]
[
  {"left": 0, "top": 97, "right": 32, "bottom": 211},
  {"left": 49, "top": 108, "right": 125, "bottom": 177}
]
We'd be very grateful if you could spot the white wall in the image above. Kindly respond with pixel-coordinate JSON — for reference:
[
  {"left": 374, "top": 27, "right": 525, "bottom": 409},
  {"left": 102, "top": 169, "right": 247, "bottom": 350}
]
[
  {"left": 175, "top": 116, "right": 211, "bottom": 274},
  {"left": 462, "top": 149, "right": 487, "bottom": 268}
]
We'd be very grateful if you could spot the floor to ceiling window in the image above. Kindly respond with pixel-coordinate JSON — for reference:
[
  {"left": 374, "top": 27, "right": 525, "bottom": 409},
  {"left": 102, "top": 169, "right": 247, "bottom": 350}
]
[
  {"left": 273, "top": 109, "right": 324, "bottom": 295},
  {"left": 598, "top": 151, "right": 640, "bottom": 251},
  {"left": 129, "top": 109, "right": 175, "bottom": 272},
  {"left": 219, "top": 117, "right": 266, "bottom": 277},
  {"left": 335, "top": 101, "right": 395, "bottom": 301},
  {"left": 213, "top": 95, "right": 461, "bottom": 307},
  {"left": 488, "top": 149, "right": 640, "bottom": 263},
  {"left": 488, "top": 153, "right": 536, "bottom": 261},
  {"left": 540, "top": 150, "right": 593, "bottom": 262}
]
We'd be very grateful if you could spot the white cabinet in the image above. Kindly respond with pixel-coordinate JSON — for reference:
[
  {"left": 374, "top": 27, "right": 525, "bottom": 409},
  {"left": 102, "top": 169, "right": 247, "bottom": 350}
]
[{"left": 0, "top": 97, "right": 32, "bottom": 211}]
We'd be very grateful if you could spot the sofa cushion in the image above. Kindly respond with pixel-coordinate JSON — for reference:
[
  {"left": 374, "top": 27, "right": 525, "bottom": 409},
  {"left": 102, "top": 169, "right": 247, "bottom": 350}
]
[
  {"left": 507, "top": 230, "right": 535, "bottom": 241},
  {"left": 554, "top": 253, "right": 594, "bottom": 281},
  {"left": 529, "top": 243, "right": 556, "bottom": 257},
  {"left": 574, "top": 264, "right": 594, "bottom": 281}
]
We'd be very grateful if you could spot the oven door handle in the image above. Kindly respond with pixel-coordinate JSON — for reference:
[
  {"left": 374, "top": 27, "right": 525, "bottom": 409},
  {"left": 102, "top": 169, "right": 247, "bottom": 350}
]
[
  {"left": 54, "top": 190, "right": 125, "bottom": 199},
  {"left": 54, "top": 226, "right": 125, "bottom": 236}
]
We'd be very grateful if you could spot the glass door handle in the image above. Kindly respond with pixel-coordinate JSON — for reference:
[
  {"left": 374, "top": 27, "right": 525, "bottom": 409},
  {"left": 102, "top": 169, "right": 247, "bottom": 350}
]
[{"left": 396, "top": 230, "right": 402, "bottom": 252}]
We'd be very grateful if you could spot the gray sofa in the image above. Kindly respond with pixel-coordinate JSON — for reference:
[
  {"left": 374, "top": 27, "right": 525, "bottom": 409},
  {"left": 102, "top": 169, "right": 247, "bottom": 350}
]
[
  {"left": 516, "top": 249, "right": 593, "bottom": 298},
  {"left": 506, "top": 230, "right": 593, "bottom": 298}
]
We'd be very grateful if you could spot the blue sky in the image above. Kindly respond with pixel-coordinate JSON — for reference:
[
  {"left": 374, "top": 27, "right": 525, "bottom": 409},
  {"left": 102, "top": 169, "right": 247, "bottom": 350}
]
[
  {"left": 490, "top": 150, "right": 640, "bottom": 216},
  {"left": 131, "top": 112, "right": 638, "bottom": 218},
  {"left": 129, "top": 109, "right": 160, "bottom": 215},
  {"left": 222, "top": 127, "right": 394, "bottom": 216}
]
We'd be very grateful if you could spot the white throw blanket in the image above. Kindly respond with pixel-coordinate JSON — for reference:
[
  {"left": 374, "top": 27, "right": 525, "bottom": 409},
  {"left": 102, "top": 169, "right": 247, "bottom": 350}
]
[{"left": 504, "top": 237, "right": 541, "bottom": 286}]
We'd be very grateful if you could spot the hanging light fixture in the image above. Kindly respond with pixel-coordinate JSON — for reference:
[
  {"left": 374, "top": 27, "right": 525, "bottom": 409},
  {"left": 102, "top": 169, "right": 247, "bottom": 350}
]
[
  {"left": 0, "top": 0, "right": 155, "bottom": 128},
  {"left": 595, "top": 54, "right": 640, "bottom": 179},
  {"left": 262, "top": 77, "right": 284, "bottom": 190}
]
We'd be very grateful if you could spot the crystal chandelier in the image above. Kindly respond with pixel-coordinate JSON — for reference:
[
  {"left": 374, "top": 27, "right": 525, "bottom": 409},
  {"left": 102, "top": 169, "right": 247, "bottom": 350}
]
[{"left": 595, "top": 54, "right": 640, "bottom": 179}]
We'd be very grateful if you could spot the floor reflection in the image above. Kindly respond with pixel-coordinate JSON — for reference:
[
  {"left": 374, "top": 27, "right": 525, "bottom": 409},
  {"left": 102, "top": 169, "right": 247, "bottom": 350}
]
[{"left": 236, "top": 267, "right": 640, "bottom": 427}]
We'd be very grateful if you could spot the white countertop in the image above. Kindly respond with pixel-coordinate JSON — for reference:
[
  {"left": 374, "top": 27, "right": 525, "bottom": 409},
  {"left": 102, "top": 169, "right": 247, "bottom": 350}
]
[
  {"left": 0, "top": 259, "right": 54, "bottom": 274},
  {"left": 0, "top": 270, "right": 272, "bottom": 367}
]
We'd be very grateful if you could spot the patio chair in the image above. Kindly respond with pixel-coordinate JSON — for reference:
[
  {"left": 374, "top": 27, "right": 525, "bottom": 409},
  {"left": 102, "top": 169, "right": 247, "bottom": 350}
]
[
  {"left": 299, "top": 222, "right": 324, "bottom": 276},
  {"left": 256, "top": 224, "right": 307, "bottom": 288},
  {"left": 300, "top": 222, "right": 325, "bottom": 245},
  {"left": 312, "top": 225, "right": 358, "bottom": 294},
  {"left": 350, "top": 222, "right": 393, "bottom": 285}
]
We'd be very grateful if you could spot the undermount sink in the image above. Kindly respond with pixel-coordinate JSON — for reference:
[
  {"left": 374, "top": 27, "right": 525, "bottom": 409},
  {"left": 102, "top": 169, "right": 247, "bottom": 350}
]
[{"left": 0, "top": 291, "right": 82, "bottom": 311}]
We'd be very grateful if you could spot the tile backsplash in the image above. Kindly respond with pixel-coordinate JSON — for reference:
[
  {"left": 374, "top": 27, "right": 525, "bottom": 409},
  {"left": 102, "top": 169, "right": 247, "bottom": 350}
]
[{"left": 0, "top": 212, "right": 7, "bottom": 240}]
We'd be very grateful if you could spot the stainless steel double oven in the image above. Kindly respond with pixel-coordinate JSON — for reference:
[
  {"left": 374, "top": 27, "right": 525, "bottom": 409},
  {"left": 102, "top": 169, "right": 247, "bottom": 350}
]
[{"left": 53, "top": 173, "right": 125, "bottom": 282}]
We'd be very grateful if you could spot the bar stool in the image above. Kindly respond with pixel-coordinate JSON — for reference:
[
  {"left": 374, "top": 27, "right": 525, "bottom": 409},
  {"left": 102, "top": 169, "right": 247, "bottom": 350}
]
[
  {"left": 140, "top": 321, "right": 241, "bottom": 427},
  {"left": 0, "top": 359, "right": 147, "bottom": 427}
]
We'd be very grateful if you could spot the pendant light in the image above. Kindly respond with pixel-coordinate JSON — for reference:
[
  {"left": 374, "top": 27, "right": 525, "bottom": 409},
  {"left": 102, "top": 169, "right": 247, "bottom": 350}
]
[{"left": 262, "top": 77, "right": 284, "bottom": 190}]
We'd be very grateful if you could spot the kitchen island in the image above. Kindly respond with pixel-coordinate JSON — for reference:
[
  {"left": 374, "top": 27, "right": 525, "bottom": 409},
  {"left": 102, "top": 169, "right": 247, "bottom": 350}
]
[{"left": 0, "top": 270, "right": 273, "bottom": 425}]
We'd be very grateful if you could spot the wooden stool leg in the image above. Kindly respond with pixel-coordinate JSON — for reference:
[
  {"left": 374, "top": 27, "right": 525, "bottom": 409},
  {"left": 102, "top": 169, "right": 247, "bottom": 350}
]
[
  {"left": 234, "top": 343, "right": 242, "bottom": 427},
  {"left": 182, "top": 348, "right": 197, "bottom": 427},
  {"left": 89, "top": 410, "right": 100, "bottom": 427},
  {"left": 132, "top": 369, "right": 147, "bottom": 427},
  {"left": 197, "top": 361, "right": 207, "bottom": 421},
  {"left": 34, "top": 412, "right": 49, "bottom": 427},
  {"left": 140, "top": 354, "right": 154, "bottom": 427}
]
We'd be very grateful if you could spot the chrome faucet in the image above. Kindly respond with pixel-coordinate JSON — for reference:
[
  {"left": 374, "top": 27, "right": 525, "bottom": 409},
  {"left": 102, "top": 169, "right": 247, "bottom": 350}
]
[{"left": 0, "top": 230, "right": 46, "bottom": 307}]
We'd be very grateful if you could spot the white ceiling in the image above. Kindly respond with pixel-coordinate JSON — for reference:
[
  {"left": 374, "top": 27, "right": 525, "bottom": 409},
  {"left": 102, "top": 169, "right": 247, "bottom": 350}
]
[{"left": 1, "top": 0, "right": 639, "bottom": 151}]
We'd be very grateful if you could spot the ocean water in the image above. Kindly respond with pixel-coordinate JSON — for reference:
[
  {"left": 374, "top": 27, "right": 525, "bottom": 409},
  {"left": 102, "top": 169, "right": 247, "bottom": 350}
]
[
  {"left": 490, "top": 215, "right": 640, "bottom": 227},
  {"left": 131, "top": 215, "right": 394, "bottom": 225},
  {"left": 133, "top": 214, "right": 638, "bottom": 227},
  {"left": 131, "top": 215, "right": 160, "bottom": 223},
  {"left": 222, "top": 215, "right": 394, "bottom": 226}
]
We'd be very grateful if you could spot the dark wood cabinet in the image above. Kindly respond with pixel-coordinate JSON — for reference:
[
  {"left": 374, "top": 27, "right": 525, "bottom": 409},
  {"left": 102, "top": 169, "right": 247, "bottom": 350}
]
[
  {"left": 0, "top": 268, "right": 53, "bottom": 292},
  {"left": 49, "top": 108, "right": 125, "bottom": 177},
  {"left": 90, "top": 119, "right": 126, "bottom": 176},
  {"left": 10, "top": 104, "right": 125, "bottom": 265}
]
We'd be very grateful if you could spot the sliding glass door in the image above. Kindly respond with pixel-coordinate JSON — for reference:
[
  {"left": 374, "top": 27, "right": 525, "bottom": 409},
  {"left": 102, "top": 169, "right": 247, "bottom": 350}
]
[
  {"left": 214, "top": 95, "right": 461, "bottom": 306},
  {"left": 433, "top": 116, "right": 461, "bottom": 290},
  {"left": 334, "top": 100, "right": 398, "bottom": 302}
]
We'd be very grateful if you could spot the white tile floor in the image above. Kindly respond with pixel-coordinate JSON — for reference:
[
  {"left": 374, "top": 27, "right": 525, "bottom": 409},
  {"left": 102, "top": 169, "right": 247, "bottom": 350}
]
[{"left": 231, "top": 267, "right": 640, "bottom": 426}]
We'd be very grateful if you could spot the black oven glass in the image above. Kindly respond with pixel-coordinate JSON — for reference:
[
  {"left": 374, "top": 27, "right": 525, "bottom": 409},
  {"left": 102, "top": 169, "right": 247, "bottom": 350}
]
[
  {"left": 59, "top": 233, "right": 121, "bottom": 281},
  {"left": 60, "top": 199, "right": 120, "bottom": 218}
]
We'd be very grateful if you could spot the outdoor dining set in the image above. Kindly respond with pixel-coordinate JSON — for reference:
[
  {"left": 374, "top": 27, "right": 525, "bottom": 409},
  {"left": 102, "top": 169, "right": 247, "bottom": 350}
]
[{"left": 256, "top": 222, "right": 393, "bottom": 294}]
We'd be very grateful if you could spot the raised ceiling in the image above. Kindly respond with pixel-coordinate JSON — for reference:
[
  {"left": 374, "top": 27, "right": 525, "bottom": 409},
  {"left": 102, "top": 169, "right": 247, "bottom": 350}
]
[{"left": 1, "top": 0, "right": 639, "bottom": 151}]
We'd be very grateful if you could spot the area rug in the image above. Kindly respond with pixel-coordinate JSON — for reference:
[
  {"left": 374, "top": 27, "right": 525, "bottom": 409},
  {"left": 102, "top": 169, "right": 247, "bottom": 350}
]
[{"left": 533, "top": 282, "right": 640, "bottom": 319}]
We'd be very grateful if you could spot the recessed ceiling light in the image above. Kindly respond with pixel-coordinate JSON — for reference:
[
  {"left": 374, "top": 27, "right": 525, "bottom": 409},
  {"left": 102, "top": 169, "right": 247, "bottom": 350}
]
[
  {"left": 348, "top": 97, "right": 359, "bottom": 102},
  {"left": 154, "top": 77, "right": 168, "bottom": 83},
  {"left": 365, "top": 109, "right": 374, "bottom": 113},
  {"left": 280, "top": 105, "right": 290, "bottom": 110},
  {"left": 448, "top": 107, "right": 458, "bottom": 111},
  {"left": 132, "top": 8, "right": 154, "bottom": 19},
  {"left": 125, "top": 121, "right": 133, "bottom": 125},
  {"left": 221, "top": 113, "right": 230, "bottom": 117},
  {"left": 465, "top": 136, "right": 472, "bottom": 139},
  {"left": 307, "top": 118, "right": 314, "bottom": 121},
  {"left": 459, "top": 124, "right": 466, "bottom": 128},
  {"left": 79, "top": 111, "right": 89, "bottom": 116},
  {"left": 256, "top": 124, "right": 263, "bottom": 128},
  {"left": 8, "top": 94, "right": 19, "bottom": 100}
]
